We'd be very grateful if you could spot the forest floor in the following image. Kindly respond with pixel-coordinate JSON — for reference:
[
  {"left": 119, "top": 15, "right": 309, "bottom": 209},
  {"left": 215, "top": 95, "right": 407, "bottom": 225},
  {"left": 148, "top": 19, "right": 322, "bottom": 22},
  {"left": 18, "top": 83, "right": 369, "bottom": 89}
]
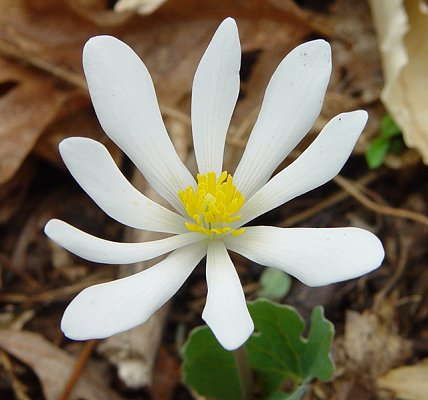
[{"left": 0, "top": 1, "right": 427, "bottom": 399}]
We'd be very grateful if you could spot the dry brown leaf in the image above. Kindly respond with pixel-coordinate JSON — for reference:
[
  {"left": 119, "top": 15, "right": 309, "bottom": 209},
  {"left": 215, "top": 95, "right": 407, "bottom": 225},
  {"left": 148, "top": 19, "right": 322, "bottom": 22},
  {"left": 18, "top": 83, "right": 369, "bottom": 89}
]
[
  {"left": 368, "top": 0, "right": 428, "bottom": 163},
  {"left": 34, "top": 99, "right": 117, "bottom": 168},
  {"left": 0, "top": 330, "right": 121, "bottom": 400},
  {"left": 0, "top": 58, "right": 70, "bottom": 184},
  {"left": 377, "top": 358, "right": 428, "bottom": 400},
  {"left": 342, "top": 310, "right": 407, "bottom": 376},
  {"left": 333, "top": 299, "right": 413, "bottom": 390}
]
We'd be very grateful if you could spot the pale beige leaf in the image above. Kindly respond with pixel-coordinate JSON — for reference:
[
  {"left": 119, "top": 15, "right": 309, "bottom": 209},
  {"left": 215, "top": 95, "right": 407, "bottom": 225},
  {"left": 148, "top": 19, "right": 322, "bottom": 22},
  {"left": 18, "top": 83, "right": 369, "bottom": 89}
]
[
  {"left": 0, "top": 330, "right": 121, "bottom": 400},
  {"left": 114, "top": 0, "right": 168, "bottom": 14},
  {"left": 377, "top": 359, "right": 428, "bottom": 400},
  {"left": 368, "top": 0, "right": 428, "bottom": 163}
]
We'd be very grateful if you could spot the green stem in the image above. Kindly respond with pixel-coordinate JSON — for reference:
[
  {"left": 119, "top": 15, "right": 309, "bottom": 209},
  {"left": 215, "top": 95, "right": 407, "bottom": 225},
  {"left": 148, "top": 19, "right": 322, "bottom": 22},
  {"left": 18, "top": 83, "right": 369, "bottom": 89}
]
[{"left": 233, "top": 345, "right": 254, "bottom": 400}]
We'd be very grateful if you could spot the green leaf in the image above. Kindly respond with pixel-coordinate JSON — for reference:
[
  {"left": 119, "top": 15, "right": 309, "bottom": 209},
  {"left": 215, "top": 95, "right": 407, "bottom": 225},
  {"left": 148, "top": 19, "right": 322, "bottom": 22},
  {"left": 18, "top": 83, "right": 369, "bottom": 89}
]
[
  {"left": 182, "top": 300, "right": 335, "bottom": 400},
  {"left": 301, "top": 306, "right": 335, "bottom": 381},
  {"left": 366, "top": 114, "right": 404, "bottom": 169},
  {"left": 182, "top": 326, "right": 241, "bottom": 400},
  {"left": 246, "top": 301, "right": 305, "bottom": 395},
  {"left": 247, "top": 300, "right": 334, "bottom": 396},
  {"left": 257, "top": 268, "right": 292, "bottom": 300},
  {"left": 366, "top": 137, "right": 389, "bottom": 169},
  {"left": 380, "top": 114, "right": 401, "bottom": 139}
]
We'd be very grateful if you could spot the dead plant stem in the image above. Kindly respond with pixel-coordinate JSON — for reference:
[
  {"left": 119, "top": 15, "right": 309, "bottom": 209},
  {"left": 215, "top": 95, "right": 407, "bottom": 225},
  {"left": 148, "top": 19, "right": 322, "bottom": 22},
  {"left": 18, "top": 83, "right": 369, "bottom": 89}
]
[{"left": 59, "top": 339, "right": 98, "bottom": 400}]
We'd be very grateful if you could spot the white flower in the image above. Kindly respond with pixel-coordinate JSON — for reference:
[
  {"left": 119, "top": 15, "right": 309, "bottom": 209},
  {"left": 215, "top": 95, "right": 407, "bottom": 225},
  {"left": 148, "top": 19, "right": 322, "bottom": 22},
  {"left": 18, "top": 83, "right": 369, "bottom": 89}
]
[{"left": 45, "top": 18, "right": 384, "bottom": 351}]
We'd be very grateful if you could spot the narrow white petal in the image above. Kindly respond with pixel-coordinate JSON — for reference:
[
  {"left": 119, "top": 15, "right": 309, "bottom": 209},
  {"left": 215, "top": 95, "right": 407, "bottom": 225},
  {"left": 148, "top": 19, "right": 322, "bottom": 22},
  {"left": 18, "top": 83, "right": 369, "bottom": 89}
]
[
  {"left": 202, "top": 241, "right": 254, "bottom": 350},
  {"left": 225, "top": 226, "right": 384, "bottom": 286},
  {"left": 238, "top": 111, "right": 368, "bottom": 226},
  {"left": 61, "top": 242, "right": 207, "bottom": 340},
  {"left": 83, "top": 36, "right": 195, "bottom": 213},
  {"left": 234, "top": 40, "right": 332, "bottom": 198},
  {"left": 192, "top": 18, "right": 240, "bottom": 175},
  {"left": 60, "top": 137, "right": 187, "bottom": 234},
  {"left": 45, "top": 219, "right": 204, "bottom": 264}
]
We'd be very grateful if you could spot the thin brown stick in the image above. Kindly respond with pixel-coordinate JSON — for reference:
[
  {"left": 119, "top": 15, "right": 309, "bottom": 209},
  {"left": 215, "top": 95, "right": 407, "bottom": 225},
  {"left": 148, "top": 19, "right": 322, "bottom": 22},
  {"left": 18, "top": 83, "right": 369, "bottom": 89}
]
[
  {"left": 280, "top": 172, "right": 380, "bottom": 227},
  {"left": 0, "top": 39, "right": 87, "bottom": 89},
  {"left": 0, "top": 272, "right": 110, "bottom": 304},
  {"left": 59, "top": 339, "right": 98, "bottom": 400},
  {"left": 374, "top": 236, "right": 411, "bottom": 309},
  {"left": 334, "top": 175, "right": 428, "bottom": 227}
]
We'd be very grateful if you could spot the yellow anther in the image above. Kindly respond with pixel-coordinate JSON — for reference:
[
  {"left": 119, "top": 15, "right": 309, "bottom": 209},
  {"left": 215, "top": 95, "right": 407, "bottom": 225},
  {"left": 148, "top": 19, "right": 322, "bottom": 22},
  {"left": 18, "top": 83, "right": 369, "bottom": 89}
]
[{"left": 178, "top": 171, "right": 246, "bottom": 237}]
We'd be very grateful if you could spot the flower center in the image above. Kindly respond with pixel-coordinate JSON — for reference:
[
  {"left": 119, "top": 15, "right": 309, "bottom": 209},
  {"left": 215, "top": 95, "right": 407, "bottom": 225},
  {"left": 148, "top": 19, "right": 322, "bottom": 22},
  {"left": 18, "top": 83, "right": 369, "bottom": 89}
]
[{"left": 178, "top": 171, "right": 246, "bottom": 237}]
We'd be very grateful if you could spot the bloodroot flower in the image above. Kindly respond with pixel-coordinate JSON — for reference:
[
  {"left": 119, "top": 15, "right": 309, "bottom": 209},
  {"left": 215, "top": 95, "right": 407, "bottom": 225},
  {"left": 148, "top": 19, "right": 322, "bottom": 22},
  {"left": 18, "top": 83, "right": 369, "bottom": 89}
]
[{"left": 45, "top": 18, "right": 384, "bottom": 350}]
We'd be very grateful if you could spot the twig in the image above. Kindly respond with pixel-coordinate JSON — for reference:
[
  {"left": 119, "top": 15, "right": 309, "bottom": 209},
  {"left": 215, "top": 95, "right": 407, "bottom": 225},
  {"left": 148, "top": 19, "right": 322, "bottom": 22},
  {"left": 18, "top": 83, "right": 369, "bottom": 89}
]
[
  {"left": 59, "top": 339, "right": 98, "bottom": 400},
  {"left": 334, "top": 175, "right": 428, "bottom": 227},
  {"left": 0, "top": 271, "right": 110, "bottom": 304},
  {"left": 374, "top": 236, "right": 411, "bottom": 309},
  {"left": 280, "top": 172, "right": 380, "bottom": 227},
  {"left": 0, "top": 39, "right": 87, "bottom": 89}
]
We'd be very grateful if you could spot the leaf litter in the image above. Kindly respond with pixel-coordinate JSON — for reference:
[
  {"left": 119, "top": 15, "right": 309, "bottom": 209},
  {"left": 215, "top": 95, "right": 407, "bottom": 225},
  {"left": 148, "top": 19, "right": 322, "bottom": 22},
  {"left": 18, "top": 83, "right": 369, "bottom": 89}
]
[{"left": 0, "top": 0, "right": 427, "bottom": 399}]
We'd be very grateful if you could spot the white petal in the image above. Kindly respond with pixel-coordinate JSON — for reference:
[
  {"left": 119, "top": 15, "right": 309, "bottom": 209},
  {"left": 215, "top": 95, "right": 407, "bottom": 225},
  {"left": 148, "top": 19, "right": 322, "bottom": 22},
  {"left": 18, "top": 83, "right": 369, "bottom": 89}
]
[
  {"left": 225, "top": 226, "right": 384, "bottom": 286},
  {"left": 238, "top": 111, "right": 368, "bottom": 226},
  {"left": 192, "top": 18, "right": 240, "bottom": 175},
  {"left": 202, "top": 241, "right": 254, "bottom": 350},
  {"left": 234, "top": 40, "right": 332, "bottom": 198},
  {"left": 45, "top": 219, "right": 204, "bottom": 264},
  {"left": 83, "top": 36, "right": 195, "bottom": 213},
  {"left": 61, "top": 242, "right": 207, "bottom": 340},
  {"left": 60, "top": 137, "right": 187, "bottom": 234}
]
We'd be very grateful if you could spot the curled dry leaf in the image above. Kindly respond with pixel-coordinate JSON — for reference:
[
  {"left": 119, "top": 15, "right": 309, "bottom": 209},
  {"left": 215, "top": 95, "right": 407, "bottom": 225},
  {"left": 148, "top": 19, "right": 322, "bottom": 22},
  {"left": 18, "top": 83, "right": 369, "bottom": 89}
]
[
  {"left": 368, "top": 0, "right": 428, "bottom": 163},
  {"left": 377, "top": 358, "right": 428, "bottom": 400},
  {"left": 0, "top": 330, "right": 121, "bottom": 400}
]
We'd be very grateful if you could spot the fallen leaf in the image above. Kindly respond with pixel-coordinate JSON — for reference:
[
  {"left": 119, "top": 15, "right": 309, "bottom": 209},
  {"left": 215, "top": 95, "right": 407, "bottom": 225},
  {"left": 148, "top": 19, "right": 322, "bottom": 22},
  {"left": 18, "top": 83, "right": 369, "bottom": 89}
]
[
  {"left": 114, "top": 0, "right": 168, "bottom": 14},
  {"left": 0, "top": 330, "right": 121, "bottom": 400},
  {"left": 377, "top": 359, "right": 428, "bottom": 400},
  {"left": 0, "top": 58, "right": 70, "bottom": 184},
  {"left": 368, "top": 0, "right": 428, "bottom": 163},
  {"left": 342, "top": 309, "right": 411, "bottom": 378}
]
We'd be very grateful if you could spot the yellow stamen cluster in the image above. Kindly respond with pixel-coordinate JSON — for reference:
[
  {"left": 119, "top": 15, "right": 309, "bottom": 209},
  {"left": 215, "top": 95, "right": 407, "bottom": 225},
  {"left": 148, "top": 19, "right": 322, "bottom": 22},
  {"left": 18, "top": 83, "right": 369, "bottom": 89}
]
[{"left": 178, "top": 171, "right": 246, "bottom": 237}]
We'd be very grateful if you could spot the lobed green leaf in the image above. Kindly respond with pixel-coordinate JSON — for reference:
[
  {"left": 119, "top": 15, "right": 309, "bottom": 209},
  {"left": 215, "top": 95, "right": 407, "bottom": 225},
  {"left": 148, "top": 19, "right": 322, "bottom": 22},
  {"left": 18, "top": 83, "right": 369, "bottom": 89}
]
[{"left": 182, "top": 299, "right": 335, "bottom": 399}]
